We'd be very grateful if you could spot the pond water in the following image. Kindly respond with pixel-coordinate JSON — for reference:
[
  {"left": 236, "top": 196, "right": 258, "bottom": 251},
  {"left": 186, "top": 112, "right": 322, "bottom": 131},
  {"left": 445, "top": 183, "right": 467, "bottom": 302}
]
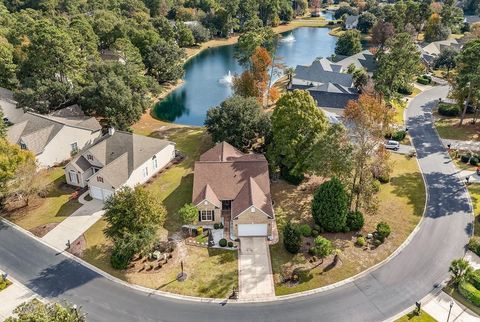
[{"left": 152, "top": 27, "right": 338, "bottom": 126}]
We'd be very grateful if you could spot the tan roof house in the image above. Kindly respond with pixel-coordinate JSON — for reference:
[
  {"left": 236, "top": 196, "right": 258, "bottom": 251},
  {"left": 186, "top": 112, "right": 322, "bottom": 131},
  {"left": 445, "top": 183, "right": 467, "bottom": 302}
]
[
  {"left": 6, "top": 105, "right": 102, "bottom": 168},
  {"left": 65, "top": 129, "right": 175, "bottom": 201},
  {"left": 192, "top": 142, "right": 275, "bottom": 239}
]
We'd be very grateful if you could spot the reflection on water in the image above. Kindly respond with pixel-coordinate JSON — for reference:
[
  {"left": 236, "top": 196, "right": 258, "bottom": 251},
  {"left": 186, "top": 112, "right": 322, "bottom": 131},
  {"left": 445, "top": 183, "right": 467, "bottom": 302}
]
[{"left": 153, "top": 27, "right": 338, "bottom": 126}]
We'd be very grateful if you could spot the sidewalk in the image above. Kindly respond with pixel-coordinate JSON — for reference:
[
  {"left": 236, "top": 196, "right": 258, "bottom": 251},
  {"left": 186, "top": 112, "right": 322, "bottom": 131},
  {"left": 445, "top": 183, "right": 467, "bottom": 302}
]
[
  {"left": 443, "top": 139, "right": 480, "bottom": 153},
  {"left": 423, "top": 291, "right": 479, "bottom": 322},
  {"left": 0, "top": 270, "right": 39, "bottom": 320},
  {"left": 42, "top": 192, "right": 104, "bottom": 250}
]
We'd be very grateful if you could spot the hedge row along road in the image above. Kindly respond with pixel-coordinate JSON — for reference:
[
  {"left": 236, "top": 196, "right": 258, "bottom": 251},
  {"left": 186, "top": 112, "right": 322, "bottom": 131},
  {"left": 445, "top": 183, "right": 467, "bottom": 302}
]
[{"left": 0, "top": 85, "right": 473, "bottom": 321}]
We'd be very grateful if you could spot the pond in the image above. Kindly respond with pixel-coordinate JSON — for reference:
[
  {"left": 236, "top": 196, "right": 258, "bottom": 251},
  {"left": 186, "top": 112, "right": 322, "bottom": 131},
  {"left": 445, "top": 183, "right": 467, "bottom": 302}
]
[{"left": 152, "top": 27, "right": 338, "bottom": 126}]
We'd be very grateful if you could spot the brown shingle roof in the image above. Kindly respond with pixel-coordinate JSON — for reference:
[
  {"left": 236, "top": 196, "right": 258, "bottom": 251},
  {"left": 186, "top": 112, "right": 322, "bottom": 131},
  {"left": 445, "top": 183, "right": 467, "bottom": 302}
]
[{"left": 192, "top": 142, "right": 274, "bottom": 218}]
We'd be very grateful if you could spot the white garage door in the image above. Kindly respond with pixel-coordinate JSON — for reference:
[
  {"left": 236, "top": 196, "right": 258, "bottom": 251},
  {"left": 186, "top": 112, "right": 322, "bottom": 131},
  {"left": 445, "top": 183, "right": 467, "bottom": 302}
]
[
  {"left": 90, "top": 186, "right": 114, "bottom": 202},
  {"left": 238, "top": 224, "right": 268, "bottom": 237}
]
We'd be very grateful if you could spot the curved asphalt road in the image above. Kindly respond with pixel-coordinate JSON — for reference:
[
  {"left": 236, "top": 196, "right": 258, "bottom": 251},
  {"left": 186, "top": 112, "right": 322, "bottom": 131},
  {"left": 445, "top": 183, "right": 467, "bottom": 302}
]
[{"left": 0, "top": 86, "right": 473, "bottom": 321}]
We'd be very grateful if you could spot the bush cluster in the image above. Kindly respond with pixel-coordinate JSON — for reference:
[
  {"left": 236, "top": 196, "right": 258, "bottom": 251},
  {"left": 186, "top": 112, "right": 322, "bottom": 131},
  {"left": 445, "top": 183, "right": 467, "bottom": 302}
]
[
  {"left": 469, "top": 237, "right": 480, "bottom": 256},
  {"left": 417, "top": 75, "right": 432, "bottom": 85},
  {"left": 219, "top": 238, "right": 227, "bottom": 247},
  {"left": 227, "top": 241, "right": 234, "bottom": 247},
  {"left": 397, "top": 84, "right": 413, "bottom": 95},
  {"left": 391, "top": 130, "right": 407, "bottom": 141},
  {"left": 309, "top": 236, "right": 333, "bottom": 257},
  {"left": 213, "top": 223, "right": 224, "bottom": 229},
  {"left": 438, "top": 103, "right": 460, "bottom": 116},
  {"left": 356, "top": 236, "right": 366, "bottom": 247},
  {"left": 376, "top": 221, "right": 391, "bottom": 242},
  {"left": 298, "top": 224, "right": 312, "bottom": 237},
  {"left": 346, "top": 211, "right": 365, "bottom": 231}
]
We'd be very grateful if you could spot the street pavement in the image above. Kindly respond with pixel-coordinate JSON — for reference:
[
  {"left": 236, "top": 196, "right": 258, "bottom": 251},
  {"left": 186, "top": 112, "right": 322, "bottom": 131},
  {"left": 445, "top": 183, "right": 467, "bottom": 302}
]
[{"left": 0, "top": 85, "right": 474, "bottom": 322}]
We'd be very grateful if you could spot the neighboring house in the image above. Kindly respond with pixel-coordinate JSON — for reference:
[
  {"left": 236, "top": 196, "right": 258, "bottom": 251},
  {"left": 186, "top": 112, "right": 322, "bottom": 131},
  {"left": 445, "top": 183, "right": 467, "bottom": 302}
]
[
  {"left": 288, "top": 57, "right": 359, "bottom": 114},
  {"left": 100, "top": 49, "right": 126, "bottom": 64},
  {"left": 6, "top": 105, "right": 102, "bottom": 168},
  {"left": 332, "top": 49, "right": 378, "bottom": 74},
  {"left": 420, "top": 39, "right": 461, "bottom": 66},
  {"left": 192, "top": 142, "right": 275, "bottom": 238},
  {"left": 65, "top": 129, "right": 175, "bottom": 201},
  {"left": 345, "top": 15, "right": 359, "bottom": 29},
  {"left": 0, "top": 87, "right": 24, "bottom": 124}
]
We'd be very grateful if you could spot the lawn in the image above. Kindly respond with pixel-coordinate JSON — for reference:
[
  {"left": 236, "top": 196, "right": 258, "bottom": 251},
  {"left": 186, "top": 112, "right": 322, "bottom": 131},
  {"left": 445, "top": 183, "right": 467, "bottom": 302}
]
[
  {"left": 395, "top": 310, "right": 437, "bottom": 322},
  {"left": 393, "top": 99, "right": 407, "bottom": 125},
  {"left": 435, "top": 114, "right": 480, "bottom": 141},
  {"left": 468, "top": 185, "right": 480, "bottom": 237},
  {"left": 79, "top": 121, "right": 238, "bottom": 298},
  {"left": 271, "top": 153, "right": 425, "bottom": 295},
  {"left": 1, "top": 167, "right": 82, "bottom": 236}
]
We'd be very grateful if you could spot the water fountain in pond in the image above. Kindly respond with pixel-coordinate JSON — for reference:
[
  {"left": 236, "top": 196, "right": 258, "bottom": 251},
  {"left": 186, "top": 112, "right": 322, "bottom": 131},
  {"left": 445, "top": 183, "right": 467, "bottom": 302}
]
[
  {"left": 279, "top": 34, "right": 296, "bottom": 43},
  {"left": 219, "top": 70, "right": 233, "bottom": 86}
]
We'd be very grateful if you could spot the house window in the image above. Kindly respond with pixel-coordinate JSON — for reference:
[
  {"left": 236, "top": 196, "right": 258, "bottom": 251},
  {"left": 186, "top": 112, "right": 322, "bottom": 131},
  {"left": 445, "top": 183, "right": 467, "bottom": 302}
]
[
  {"left": 71, "top": 142, "right": 78, "bottom": 153},
  {"left": 87, "top": 154, "right": 93, "bottom": 161},
  {"left": 200, "top": 210, "right": 214, "bottom": 221},
  {"left": 69, "top": 171, "right": 79, "bottom": 184},
  {"left": 97, "top": 176, "right": 104, "bottom": 183},
  {"left": 152, "top": 156, "right": 158, "bottom": 169},
  {"left": 143, "top": 167, "right": 149, "bottom": 178}
]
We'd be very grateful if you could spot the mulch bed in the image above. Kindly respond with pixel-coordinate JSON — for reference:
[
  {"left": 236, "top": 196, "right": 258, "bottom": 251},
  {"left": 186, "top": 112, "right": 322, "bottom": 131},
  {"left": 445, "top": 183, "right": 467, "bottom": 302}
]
[
  {"left": 29, "top": 223, "right": 59, "bottom": 237},
  {"left": 68, "top": 235, "right": 86, "bottom": 257}
]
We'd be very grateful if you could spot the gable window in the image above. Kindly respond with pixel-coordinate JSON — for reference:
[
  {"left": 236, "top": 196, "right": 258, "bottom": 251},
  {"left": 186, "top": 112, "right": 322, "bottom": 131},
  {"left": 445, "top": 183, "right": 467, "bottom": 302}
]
[
  {"left": 97, "top": 176, "right": 104, "bottom": 183},
  {"left": 143, "top": 167, "right": 149, "bottom": 178},
  {"left": 199, "top": 210, "right": 214, "bottom": 221},
  {"left": 152, "top": 155, "right": 158, "bottom": 169},
  {"left": 87, "top": 154, "right": 94, "bottom": 161}
]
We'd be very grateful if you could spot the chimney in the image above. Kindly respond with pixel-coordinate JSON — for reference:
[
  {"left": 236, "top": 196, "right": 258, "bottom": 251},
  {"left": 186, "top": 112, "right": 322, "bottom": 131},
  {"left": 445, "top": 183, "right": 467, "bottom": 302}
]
[{"left": 108, "top": 127, "right": 115, "bottom": 136}]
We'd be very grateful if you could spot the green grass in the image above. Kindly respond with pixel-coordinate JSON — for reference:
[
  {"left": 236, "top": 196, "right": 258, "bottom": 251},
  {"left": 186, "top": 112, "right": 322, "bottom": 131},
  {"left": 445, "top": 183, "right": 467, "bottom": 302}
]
[
  {"left": 435, "top": 115, "right": 480, "bottom": 141},
  {"left": 393, "top": 100, "right": 407, "bottom": 125},
  {"left": 468, "top": 185, "right": 480, "bottom": 237},
  {"left": 395, "top": 310, "right": 437, "bottom": 322},
  {"left": 1, "top": 167, "right": 81, "bottom": 231},
  {"left": 271, "top": 153, "right": 425, "bottom": 295}
]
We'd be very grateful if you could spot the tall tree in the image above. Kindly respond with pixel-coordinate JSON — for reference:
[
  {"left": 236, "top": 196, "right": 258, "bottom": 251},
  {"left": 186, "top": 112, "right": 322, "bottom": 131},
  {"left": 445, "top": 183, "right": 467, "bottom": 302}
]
[
  {"left": 311, "top": 177, "right": 349, "bottom": 232},
  {"left": 454, "top": 39, "right": 480, "bottom": 125},
  {"left": 0, "top": 36, "right": 17, "bottom": 89},
  {"left": 235, "top": 27, "right": 277, "bottom": 66},
  {"left": 269, "top": 90, "right": 328, "bottom": 181},
  {"left": 335, "top": 30, "right": 362, "bottom": 56},
  {"left": 104, "top": 186, "right": 166, "bottom": 269},
  {"left": 433, "top": 47, "right": 458, "bottom": 76},
  {"left": 357, "top": 12, "right": 377, "bottom": 34},
  {"left": 344, "top": 94, "right": 394, "bottom": 213},
  {"left": 424, "top": 13, "right": 450, "bottom": 42},
  {"left": 371, "top": 21, "right": 395, "bottom": 49},
  {"left": 145, "top": 39, "right": 186, "bottom": 84},
  {"left": 204, "top": 96, "right": 271, "bottom": 151},
  {"left": 374, "top": 33, "right": 423, "bottom": 100}
]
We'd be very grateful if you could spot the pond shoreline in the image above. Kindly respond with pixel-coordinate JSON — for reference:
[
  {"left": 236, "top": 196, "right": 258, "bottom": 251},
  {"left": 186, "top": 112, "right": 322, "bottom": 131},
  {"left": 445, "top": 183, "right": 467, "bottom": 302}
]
[{"left": 145, "top": 16, "right": 334, "bottom": 126}]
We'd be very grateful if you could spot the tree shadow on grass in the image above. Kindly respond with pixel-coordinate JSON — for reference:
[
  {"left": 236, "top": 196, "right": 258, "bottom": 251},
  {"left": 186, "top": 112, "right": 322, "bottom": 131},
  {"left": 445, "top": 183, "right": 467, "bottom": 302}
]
[
  {"left": 390, "top": 172, "right": 425, "bottom": 216},
  {"left": 197, "top": 271, "right": 238, "bottom": 298},
  {"left": 208, "top": 248, "right": 237, "bottom": 264},
  {"left": 163, "top": 174, "right": 194, "bottom": 234}
]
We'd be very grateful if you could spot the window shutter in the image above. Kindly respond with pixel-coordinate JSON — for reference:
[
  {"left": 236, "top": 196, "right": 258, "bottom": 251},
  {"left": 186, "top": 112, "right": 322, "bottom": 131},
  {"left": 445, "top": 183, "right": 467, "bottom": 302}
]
[
  {"left": 212, "top": 211, "right": 215, "bottom": 221},
  {"left": 198, "top": 211, "right": 201, "bottom": 222}
]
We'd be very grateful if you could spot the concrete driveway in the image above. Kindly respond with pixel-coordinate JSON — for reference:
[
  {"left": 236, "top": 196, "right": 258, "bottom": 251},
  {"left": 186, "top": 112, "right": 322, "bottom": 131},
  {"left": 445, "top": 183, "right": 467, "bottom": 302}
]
[
  {"left": 42, "top": 192, "right": 104, "bottom": 250},
  {"left": 238, "top": 237, "right": 275, "bottom": 299}
]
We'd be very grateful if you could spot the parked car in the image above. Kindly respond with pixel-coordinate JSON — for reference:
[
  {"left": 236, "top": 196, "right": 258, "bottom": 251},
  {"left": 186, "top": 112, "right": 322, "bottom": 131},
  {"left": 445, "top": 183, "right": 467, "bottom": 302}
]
[{"left": 384, "top": 140, "right": 400, "bottom": 151}]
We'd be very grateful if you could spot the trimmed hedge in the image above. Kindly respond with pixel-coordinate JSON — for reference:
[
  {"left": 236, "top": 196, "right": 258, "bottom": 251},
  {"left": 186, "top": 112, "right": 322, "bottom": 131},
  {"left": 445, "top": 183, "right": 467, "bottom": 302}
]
[
  {"left": 397, "top": 84, "right": 413, "bottom": 95},
  {"left": 417, "top": 75, "right": 432, "bottom": 85},
  {"left": 438, "top": 103, "right": 460, "bottom": 116},
  {"left": 468, "top": 236, "right": 480, "bottom": 256},
  {"left": 469, "top": 270, "right": 480, "bottom": 290},
  {"left": 227, "top": 241, "right": 234, "bottom": 247},
  {"left": 459, "top": 280, "right": 480, "bottom": 307},
  {"left": 470, "top": 157, "right": 479, "bottom": 166},
  {"left": 376, "top": 221, "right": 391, "bottom": 242},
  {"left": 461, "top": 154, "right": 472, "bottom": 163}
]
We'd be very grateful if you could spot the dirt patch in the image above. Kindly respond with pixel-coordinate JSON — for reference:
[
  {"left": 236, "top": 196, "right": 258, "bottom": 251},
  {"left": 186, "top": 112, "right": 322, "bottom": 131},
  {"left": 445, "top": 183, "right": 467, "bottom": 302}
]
[
  {"left": 29, "top": 222, "right": 59, "bottom": 237},
  {"left": 68, "top": 235, "right": 87, "bottom": 257}
]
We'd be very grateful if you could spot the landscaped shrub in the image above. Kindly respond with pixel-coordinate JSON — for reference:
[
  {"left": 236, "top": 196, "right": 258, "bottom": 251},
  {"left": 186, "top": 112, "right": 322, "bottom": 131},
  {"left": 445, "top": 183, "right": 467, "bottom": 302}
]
[
  {"left": 438, "top": 103, "right": 460, "bottom": 116},
  {"left": 372, "top": 239, "right": 382, "bottom": 247},
  {"left": 470, "top": 157, "right": 479, "bottom": 166},
  {"left": 397, "top": 84, "right": 413, "bottom": 95},
  {"left": 0, "top": 279, "right": 11, "bottom": 291},
  {"left": 376, "top": 221, "right": 391, "bottom": 242},
  {"left": 461, "top": 154, "right": 472, "bottom": 163},
  {"left": 468, "top": 236, "right": 480, "bottom": 256},
  {"left": 469, "top": 270, "right": 480, "bottom": 290},
  {"left": 356, "top": 236, "right": 366, "bottom": 247},
  {"left": 312, "top": 177, "right": 349, "bottom": 232},
  {"left": 459, "top": 280, "right": 480, "bottom": 307},
  {"left": 219, "top": 238, "right": 227, "bottom": 247},
  {"left": 372, "top": 179, "right": 381, "bottom": 193},
  {"left": 416, "top": 75, "right": 431, "bottom": 85},
  {"left": 110, "top": 246, "right": 135, "bottom": 269},
  {"left": 298, "top": 224, "right": 312, "bottom": 237},
  {"left": 214, "top": 223, "right": 220, "bottom": 229},
  {"left": 197, "top": 226, "right": 204, "bottom": 236},
  {"left": 309, "top": 236, "right": 334, "bottom": 257},
  {"left": 311, "top": 229, "right": 319, "bottom": 238},
  {"left": 283, "top": 221, "right": 302, "bottom": 254},
  {"left": 391, "top": 130, "right": 407, "bottom": 141},
  {"left": 346, "top": 211, "right": 365, "bottom": 231},
  {"left": 227, "top": 241, "right": 234, "bottom": 247}
]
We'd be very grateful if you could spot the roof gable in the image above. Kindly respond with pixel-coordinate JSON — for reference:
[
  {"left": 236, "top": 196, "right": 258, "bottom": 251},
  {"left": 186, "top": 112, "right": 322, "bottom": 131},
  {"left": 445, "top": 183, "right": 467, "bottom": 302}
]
[{"left": 231, "top": 177, "right": 273, "bottom": 219}]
